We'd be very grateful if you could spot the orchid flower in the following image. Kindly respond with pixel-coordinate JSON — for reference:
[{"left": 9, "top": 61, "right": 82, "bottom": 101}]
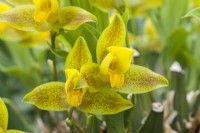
[
  {"left": 0, "top": 98, "right": 25, "bottom": 133},
  {"left": 23, "top": 13, "right": 168, "bottom": 115},
  {"left": 0, "top": 0, "right": 97, "bottom": 32},
  {"left": 0, "top": 2, "right": 50, "bottom": 46}
]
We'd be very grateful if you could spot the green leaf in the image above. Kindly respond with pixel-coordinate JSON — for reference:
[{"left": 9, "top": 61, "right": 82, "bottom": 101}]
[
  {"left": 162, "top": 28, "right": 189, "bottom": 68},
  {"left": 78, "top": 89, "right": 133, "bottom": 114},
  {"left": 47, "top": 42, "right": 68, "bottom": 58},
  {"left": 86, "top": 115, "right": 100, "bottom": 133},
  {"left": 104, "top": 112, "right": 125, "bottom": 133},
  {"left": 23, "top": 82, "right": 70, "bottom": 111},
  {"left": 172, "top": 72, "right": 189, "bottom": 132},
  {"left": 184, "top": 7, "right": 200, "bottom": 21},
  {"left": 117, "top": 65, "right": 168, "bottom": 94},
  {"left": 160, "top": 0, "right": 188, "bottom": 37},
  {"left": 137, "top": 103, "right": 164, "bottom": 133}
]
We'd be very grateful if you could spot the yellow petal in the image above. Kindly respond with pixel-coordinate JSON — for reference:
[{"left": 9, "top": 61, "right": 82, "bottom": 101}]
[
  {"left": 78, "top": 88, "right": 133, "bottom": 114},
  {"left": 100, "top": 46, "right": 135, "bottom": 88},
  {"left": 0, "top": 2, "right": 11, "bottom": 12},
  {"left": 80, "top": 63, "right": 107, "bottom": 92},
  {"left": 34, "top": 10, "right": 50, "bottom": 23},
  {"left": 0, "top": 5, "right": 52, "bottom": 31},
  {"left": 109, "top": 71, "right": 124, "bottom": 88},
  {"left": 0, "top": 98, "right": 8, "bottom": 131},
  {"left": 100, "top": 46, "right": 135, "bottom": 74},
  {"left": 33, "top": 0, "right": 59, "bottom": 23},
  {"left": 0, "top": 128, "right": 5, "bottom": 133},
  {"left": 65, "top": 36, "right": 92, "bottom": 70},
  {"left": 96, "top": 13, "right": 126, "bottom": 64},
  {"left": 57, "top": 6, "right": 97, "bottom": 30},
  {"left": 65, "top": 69, "right": 87, "bottom": 107},
  {"left": 7, "top": 130, "right": 26, "bottom": 133},
  {"left": 116, "top": 65, "right": 168, "bottom": 93},
  {"left": 23, "top": 82, "right": 70, "bottom": 111}
]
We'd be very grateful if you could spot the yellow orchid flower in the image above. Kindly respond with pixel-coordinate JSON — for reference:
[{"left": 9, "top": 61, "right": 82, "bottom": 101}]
[
  {"left": 23, "top": 36, "right": 133, "bottom": 114},
  {"left": 33, "top": 0, "right": 60, "bottom": 23},
  {"left": 100, "top": 46, "right": 135, "bottom": 88},
  {"left": 23, "top": 13, "right": 168, "bottom": 115},
  {"left": 0, "top": 98, "right": 26, "bottom": 133},
  {"left": 0, "top": 2, "right": 50, "bottom": 46},
  {"left": 0, "top": 2, "right": 11, "bottom": 33},
  {"left": 0, "top": 1, "right": 97, "bottom": 31},
  {"left": 96, "top": 13, "right": 168, "bottom": 92}
]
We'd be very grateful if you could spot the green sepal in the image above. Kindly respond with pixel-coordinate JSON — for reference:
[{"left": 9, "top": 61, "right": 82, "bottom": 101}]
[
  {"left": 22, "top": 82, "right": 70, "bottom": 111},
  {"left": 78, "top": 89, "right": 133, "bottom": 114},
  {"left": 96, "top": 13, "right": 126, "bottom": 64},
  {"left": 57, "top": 6, "right": 97, "bottom": 30},
  {"left": 117, "top": 65, "right": 168, "bottom": 94},
  {"left": 0, "top": 5, "right": 52, "bottom": 31},
  {"left": 65, "top": 36, "right": 92, "bottom": 70}
]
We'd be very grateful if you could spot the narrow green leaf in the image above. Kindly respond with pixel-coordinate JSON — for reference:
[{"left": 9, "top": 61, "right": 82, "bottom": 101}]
[
  {"left": 104, "top": 112, "right": 125, "bottom": 133},
  {"left": 137, "top": 103, "right": 164, "bottom": 133},
  {"left": 47, "top": 42, "right": 68, "bottom": 58},
  {"left": 172, "top": 72, "right": 189, "bottom": 132},
  {"left": 86, "top": 115, "right": 100, "bottom": 133},
  {"left": 184, "top": 7, "right": 200, "bottom": 21}
]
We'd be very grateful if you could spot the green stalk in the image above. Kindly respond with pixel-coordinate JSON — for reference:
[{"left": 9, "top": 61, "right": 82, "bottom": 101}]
[
  {"left": 66, "top": 107, "right": 74, "bottom": 133},
  {"left": 50, "top": 31, "right": 58, "bottom": 81}
]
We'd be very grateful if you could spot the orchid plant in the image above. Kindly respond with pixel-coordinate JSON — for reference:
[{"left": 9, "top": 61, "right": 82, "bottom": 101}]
[
  {"left": 0, "top": 0, "right": 169, "bottom": 132},
  {"left": 22, "top": 13, "right": 168, "bottom": 114}
]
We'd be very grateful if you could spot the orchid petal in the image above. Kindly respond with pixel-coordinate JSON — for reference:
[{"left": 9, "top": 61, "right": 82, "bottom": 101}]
[
  {"left": 65, "top": 69, "right": 87, "bottom": 107},
  {"left": 96, "top": 13, "right": 126, "bottom": 64},
  {"left": 23, "top": 82, "right": 70, "bottom": 111},
  {"left": 0, "top": 2, "right": 11, "bottom": 12},
  {"left": 100, "top": 46, "right": 135, "bottom": 88},
  {"left": 66, "top": 36, "right": 92, "bottom": 70},
  {"left": 0, "top": 5, "right": 52, "bottom": 31},
  {"left": 33, "top": 0, "right": 59, "bottom": 23},
  {"left": 0, "top": 98, "right": 8, "bottom": 131},
  {"left": 78, "top": 89, "right": 133, "bottom": 114},
  {"left": 7, "top": 130, "right": 26, "bottom": 133},
  {"left": 80, "top": 63, "right": 107, "bottom": 92},
  {"left": 116, "top": 65, "right": 168, "bottom": 93},
  {"left": 57, "top": 6, "right": 97, "bottom": 30}
]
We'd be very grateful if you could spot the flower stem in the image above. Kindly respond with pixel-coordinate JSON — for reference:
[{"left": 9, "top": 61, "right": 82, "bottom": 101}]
[
  {"left": 50, "top": 31, "right": 58, "bottom": 81},
  {"left": 66, "top": 107, "right": 74, "bottom": 133}
]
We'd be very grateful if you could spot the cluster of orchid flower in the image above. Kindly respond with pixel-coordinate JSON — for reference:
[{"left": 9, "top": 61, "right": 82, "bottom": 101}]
[{"left": 0, "top": 0, "right": 168, "bottom": 132}]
